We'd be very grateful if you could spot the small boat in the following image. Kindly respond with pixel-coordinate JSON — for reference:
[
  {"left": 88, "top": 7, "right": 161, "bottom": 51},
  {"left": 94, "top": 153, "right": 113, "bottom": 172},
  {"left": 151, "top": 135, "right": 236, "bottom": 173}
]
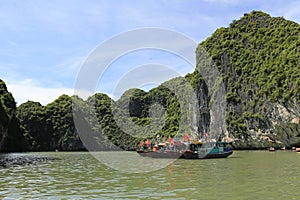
[
  {"left": 183, "top": 141, "right": 233, "bottom": 159},
  {"left": 280, "top": 147, "right": 286, "bottom": 151},
  {"left": 269, "top": 147, "right": 276, "bottom": 151},
  {"left": 137, "top": 140, "right": 233, "bottom": 159},
  {"left": 137, "top": 141, "right": 185, "bottom": 159}
]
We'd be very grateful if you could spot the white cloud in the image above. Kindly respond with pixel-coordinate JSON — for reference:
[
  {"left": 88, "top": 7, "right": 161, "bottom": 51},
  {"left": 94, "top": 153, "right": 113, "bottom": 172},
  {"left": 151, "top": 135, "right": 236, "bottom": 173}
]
[{"left": 6, "top": 79, "right": 74, "bottom": 106}]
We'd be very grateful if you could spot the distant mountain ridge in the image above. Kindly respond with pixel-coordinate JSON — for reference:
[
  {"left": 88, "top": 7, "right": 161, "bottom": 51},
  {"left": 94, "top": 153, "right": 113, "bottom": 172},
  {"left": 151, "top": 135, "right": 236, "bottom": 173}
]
[{"left": 0, "top": 11, "right": 299, "bottom": 152}]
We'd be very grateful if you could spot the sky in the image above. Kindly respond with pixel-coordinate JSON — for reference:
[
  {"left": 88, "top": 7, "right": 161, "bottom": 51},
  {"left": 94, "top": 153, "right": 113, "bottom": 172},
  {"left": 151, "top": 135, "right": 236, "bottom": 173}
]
[{"left": 0, "top": 0, "right": 300, "bottom": 105}]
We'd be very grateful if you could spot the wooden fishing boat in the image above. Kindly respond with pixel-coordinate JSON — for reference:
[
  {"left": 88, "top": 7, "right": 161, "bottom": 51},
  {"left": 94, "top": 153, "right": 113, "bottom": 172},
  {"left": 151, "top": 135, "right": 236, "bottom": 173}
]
[
  {"left": 183, "top": 141, "right": 233, "bottom": 159},
  {"left": 136, "top": 141, "right": 185, "bottom": 159},
  {"left": 137, "top": 140, "right": 233, "bottom": 159}
]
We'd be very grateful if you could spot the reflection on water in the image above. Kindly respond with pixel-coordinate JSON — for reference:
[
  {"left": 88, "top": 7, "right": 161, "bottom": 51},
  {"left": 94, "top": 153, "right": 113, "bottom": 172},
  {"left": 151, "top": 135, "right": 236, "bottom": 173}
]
[
  {"left": 0, "top": 151, "right": 300, "bottom": 199},
  {"left": 91, "top": 151, "right": 178, "bottom": 173}
]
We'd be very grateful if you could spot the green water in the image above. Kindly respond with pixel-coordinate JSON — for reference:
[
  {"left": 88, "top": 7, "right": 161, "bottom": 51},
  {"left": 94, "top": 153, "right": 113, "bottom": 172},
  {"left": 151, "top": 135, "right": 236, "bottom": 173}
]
[{"left": 1, "top": 151, "right": 300, "bottom": 199}]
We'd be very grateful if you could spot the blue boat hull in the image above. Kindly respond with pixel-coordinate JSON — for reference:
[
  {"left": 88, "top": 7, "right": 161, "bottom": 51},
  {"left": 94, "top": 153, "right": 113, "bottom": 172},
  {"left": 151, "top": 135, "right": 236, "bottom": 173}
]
[{"left": 183, "top": 150, "right": 233, "bottom": 159}]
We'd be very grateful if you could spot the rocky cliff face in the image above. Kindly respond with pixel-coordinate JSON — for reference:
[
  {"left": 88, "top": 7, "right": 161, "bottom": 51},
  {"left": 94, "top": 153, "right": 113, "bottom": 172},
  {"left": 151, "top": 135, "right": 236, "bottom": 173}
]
[
  {"left": 198, "top": 11, "right": 300, "bottom": 148},
  {"left": 0, "top": 79, "right": 27, "bottom": 152},
  {"left": 16, "top": 96, "right": 86, "bottom": 151}
]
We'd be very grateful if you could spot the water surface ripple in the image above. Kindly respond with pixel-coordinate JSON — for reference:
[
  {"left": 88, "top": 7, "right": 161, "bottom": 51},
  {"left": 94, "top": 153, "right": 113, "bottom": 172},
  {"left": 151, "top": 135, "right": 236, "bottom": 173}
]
[{"left": 0, "top": 151, "right": 299, "bottom": 199}]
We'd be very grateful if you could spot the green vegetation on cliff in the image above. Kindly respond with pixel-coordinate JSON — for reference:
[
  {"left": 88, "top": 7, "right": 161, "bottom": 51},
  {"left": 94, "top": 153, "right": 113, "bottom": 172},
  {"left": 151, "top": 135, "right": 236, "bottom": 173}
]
[
  {"left": 0, "top": 79, "right": 27, "bottom": 152},
  {"left": 17, "top": 95, "right": 85, "bottom": 151},
  {"left": 202, "top": 11, "right": 300, "bottom": 104},
  {"left": 199, "top": 11, "right": 300, "bottom": 147}
]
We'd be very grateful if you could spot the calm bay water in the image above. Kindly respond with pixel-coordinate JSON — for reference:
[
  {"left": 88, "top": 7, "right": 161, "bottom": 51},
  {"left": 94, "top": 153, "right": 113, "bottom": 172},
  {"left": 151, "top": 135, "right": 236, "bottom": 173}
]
[{"left": 1, "top": 151, "right": 300, "bottom": 199}]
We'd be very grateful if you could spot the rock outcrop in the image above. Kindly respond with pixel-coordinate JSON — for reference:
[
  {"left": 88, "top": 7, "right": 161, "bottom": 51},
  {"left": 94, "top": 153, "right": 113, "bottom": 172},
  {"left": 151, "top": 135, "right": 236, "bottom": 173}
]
[
  {"left": 0, "top": 79, "right": 27, "bottom": 152},
  {"left": 199, "top": 11, "right": 300, "bottom": 148}
]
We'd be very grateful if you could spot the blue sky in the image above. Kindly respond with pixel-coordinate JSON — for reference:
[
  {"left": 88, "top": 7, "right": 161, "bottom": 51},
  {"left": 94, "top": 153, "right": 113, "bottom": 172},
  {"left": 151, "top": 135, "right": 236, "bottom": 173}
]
[{"left": 1, "top": 0, "right": 299, "bottom": 105}]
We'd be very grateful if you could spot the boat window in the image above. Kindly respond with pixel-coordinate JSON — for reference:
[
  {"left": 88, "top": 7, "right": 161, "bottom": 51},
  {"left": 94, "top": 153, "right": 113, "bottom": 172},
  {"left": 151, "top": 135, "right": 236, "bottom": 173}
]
[{"left": 190, "top": 144, "right": 198, "bottom": 151}]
